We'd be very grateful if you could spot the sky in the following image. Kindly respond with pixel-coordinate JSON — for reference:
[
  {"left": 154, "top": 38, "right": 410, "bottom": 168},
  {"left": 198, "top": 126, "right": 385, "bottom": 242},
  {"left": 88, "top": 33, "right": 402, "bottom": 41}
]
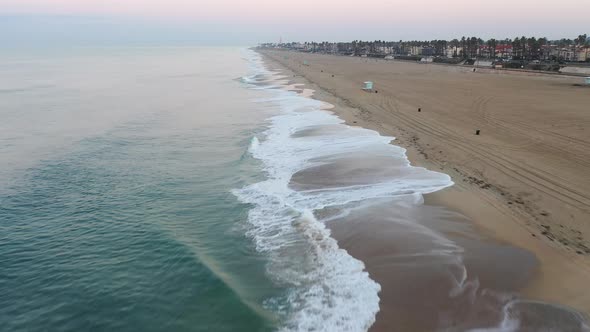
[{"left": 1, "top": 0, "right": 589, "bottom": 46}]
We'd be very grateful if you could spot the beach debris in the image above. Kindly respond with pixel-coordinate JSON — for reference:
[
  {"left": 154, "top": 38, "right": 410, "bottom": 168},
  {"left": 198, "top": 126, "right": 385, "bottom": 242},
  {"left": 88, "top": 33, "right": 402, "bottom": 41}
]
[
  {"left": 331, "top": 75, "right": 334, "bottom": 77},
  {"left": 476, "top": 129, "right": 480, "bottom": 135},
  {"left": 418, "top": 108, "right": 421, "bottom": 112},
  {"left": 362, "top": 81, "right": 374, "bottom": 91}
]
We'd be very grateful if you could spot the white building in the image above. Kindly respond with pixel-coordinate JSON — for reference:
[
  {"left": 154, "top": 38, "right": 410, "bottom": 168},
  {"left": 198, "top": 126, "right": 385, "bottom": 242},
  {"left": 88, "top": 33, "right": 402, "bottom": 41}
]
[{"left": 445, "top": 47, "right": 463, "bottom": 58}]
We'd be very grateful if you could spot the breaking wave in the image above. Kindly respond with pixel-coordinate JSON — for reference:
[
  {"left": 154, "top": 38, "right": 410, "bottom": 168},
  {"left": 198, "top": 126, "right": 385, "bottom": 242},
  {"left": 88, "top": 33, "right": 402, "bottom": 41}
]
[{"left": 233, "top": 50, "right": 455, "bottom": 331}]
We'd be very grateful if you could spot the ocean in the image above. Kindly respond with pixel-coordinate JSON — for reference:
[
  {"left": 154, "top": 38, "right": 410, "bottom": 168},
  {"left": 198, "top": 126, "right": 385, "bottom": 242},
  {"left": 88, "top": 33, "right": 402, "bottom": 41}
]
[
  {"left": 0, "top": 47, "right": 280, "bottom": 331},
  {"left": 1, "top": 46, "right": 588, "bottom": 332}
]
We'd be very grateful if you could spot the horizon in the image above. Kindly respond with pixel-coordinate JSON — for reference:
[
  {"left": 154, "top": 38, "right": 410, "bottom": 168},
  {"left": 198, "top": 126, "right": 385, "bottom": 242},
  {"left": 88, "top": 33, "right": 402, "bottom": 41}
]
[
  {"left": 1, "top": 14, "right": 587, "bottom": 48},
  {"left": 1, "top": 0, "right": 589, "bottom": 47}
]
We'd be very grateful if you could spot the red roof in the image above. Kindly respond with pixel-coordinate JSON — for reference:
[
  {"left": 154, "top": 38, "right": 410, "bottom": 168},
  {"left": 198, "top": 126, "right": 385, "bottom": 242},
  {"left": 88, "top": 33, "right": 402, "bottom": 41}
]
[{"left": 495, "top": 45, "right": 513, "bottom": 51}]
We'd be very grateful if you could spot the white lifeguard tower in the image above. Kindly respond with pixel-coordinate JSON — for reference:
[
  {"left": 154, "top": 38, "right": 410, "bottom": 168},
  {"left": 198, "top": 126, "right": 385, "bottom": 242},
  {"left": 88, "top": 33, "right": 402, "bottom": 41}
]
[{"left": 363, "top": 81, "right": 374, "bottom": 91}]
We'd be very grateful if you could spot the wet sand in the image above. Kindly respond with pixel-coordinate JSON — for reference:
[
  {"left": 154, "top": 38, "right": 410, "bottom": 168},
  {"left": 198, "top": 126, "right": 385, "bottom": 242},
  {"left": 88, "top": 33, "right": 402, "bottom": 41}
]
[
  {"left": 260, "top": 49, "right": 590, "bottom": 329},
  {"left": 328, "top": 200, "right": 588, "bottom": 331},
  {"left": 290, "top": 151, "right": 586, "bottom": 331}
]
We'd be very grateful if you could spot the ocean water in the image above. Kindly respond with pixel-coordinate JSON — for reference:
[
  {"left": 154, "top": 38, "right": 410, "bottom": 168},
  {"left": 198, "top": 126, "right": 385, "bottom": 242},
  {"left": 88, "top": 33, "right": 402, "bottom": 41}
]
[
  {"left": 1, "top": 46, "right": 588, "bottom": 332},
  {"left": 0, "top": 47, "right": 280, "bottom": 331}
]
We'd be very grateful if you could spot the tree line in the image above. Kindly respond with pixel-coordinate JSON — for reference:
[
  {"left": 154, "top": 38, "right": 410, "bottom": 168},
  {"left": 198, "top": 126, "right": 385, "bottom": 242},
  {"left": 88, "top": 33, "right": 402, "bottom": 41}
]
[{"left": 267, "top": 34, "right": 589, "bottom": 61}]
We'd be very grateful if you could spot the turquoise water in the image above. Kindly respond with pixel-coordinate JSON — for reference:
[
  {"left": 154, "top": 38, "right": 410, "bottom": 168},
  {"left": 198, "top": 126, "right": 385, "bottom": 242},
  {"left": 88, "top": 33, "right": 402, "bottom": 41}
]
[{"left": 0, "top": 47, "right": 280, "bottom": 331}]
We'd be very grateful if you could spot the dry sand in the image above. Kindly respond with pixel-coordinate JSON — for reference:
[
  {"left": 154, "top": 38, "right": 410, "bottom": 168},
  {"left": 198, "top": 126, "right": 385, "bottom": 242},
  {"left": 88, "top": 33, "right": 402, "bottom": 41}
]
[{"left": 259, "top": 50, "right": 590, "bottom": 320}]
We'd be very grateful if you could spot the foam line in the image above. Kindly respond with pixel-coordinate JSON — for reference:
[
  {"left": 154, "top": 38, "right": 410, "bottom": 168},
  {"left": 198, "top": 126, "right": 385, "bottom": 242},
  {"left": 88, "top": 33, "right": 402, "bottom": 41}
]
[{"left": 233, "top": 50, "right": 461, "bottom": 331}]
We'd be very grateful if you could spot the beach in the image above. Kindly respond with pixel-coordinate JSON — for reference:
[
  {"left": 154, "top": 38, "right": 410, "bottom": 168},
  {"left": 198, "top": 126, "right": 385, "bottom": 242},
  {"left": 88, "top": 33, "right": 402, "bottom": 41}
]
[{"left": 259, "top": 49, "right": 590, "bottom": 330}]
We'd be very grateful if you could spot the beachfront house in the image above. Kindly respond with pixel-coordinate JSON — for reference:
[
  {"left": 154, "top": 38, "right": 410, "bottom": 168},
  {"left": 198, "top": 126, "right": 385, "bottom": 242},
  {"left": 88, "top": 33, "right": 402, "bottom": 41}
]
[
  {"left": 421, "top": 47, "right": 436, "bottom": 56},
  {"left": 446, "top": 47, "right": 463, "bottom": 58},
  {"left": 542, "top": 45, "right": 590, "bottom": 62},
  {"left": 495, "top": 45, "right": 513, "bottom": 59},
  {"left": 410, "top": 46, "right": 423, "bottom": 56},
  {"left": 576, "top": 47, "right": 589, "bottom": 62},
  {"left": 559, "top": 48, "right": 575, "bottom": 61}
]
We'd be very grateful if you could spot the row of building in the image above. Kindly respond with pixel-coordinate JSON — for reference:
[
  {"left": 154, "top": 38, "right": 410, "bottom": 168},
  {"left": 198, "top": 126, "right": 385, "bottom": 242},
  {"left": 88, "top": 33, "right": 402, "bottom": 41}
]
[
  {"left": 418, "top": 45, "right": 590, "bottom": 62},
  {"left": 266, "top": 41, "right": 590, "bottom": 62}
]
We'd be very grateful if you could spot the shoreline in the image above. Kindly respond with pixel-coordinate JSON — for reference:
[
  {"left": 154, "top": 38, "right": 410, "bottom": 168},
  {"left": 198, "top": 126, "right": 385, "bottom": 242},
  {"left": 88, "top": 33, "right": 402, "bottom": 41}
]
[{"left": 257, "top": 49, "right": 590, "bottom": 323}]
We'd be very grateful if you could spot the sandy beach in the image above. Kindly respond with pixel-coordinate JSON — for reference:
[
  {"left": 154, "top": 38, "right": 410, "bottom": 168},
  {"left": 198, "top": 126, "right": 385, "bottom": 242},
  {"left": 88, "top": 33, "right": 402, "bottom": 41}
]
[{"left": 259, "top": 49, "right": 590, "bottom": 329}]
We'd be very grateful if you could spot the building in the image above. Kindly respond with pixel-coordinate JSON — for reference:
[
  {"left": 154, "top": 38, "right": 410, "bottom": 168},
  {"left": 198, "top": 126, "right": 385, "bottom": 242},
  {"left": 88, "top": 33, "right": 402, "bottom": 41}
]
[
  {"left": 478, "top": 45, "right": 491, "bottom": 58},
  {"left": 576, "top": 47, "right": 590, "bottom": 62},
  {"left": 446, "top": 47, "right": 463, "bottom": 58},
  {"left": 421, "top": 46, "right": 436, "bottom": 56},
  {"left": 409, "top": 46, "right": 423, "bottom": 56},
  {"left": 495, "top": 45, "right": 513, "bottom": 59}
]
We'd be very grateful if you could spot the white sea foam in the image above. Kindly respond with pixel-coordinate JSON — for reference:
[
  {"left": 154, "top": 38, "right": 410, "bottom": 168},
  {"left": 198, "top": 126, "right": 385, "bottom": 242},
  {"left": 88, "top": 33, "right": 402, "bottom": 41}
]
[
  {"left": 249, "top": 136, "right": 260, "bottom": 153},
  {"left": 234, "top": 50, "right": 455, "bottom": 331}
]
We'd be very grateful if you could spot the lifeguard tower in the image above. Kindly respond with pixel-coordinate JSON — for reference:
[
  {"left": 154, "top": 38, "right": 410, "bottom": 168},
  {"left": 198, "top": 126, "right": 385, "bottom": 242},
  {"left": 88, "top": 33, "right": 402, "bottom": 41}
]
[{"left": 363, "top": 81, "right": 374, "bottom": 91}]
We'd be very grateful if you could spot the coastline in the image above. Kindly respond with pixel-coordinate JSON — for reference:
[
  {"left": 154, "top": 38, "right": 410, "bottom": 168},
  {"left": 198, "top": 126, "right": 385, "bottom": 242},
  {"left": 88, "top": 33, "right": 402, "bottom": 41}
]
[{"left": 256, "top": 49, "right": 590, "bottom": 324}]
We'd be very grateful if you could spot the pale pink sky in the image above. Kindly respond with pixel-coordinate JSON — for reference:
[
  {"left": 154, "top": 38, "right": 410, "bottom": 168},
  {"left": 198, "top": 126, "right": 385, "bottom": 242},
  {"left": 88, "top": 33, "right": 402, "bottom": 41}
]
[
  {"left": 2, "top": 0, "right": 589, "bottom": 43},
  {"left": 4, "top": 0, "right": 590, "bottom": 22}
]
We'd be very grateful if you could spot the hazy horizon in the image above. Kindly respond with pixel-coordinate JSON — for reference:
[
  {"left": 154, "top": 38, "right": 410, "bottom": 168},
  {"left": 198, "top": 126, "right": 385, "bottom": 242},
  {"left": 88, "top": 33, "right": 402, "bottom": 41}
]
[{"left": 1, "top": 0, "right": 589, "bottom": 46}]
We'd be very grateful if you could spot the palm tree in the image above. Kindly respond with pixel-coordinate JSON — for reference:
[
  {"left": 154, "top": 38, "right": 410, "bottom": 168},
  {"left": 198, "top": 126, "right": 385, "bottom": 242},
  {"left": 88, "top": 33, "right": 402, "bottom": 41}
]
[
  {"left": 449, "top": 39, "right": 458, "bottom": 57},
  {"left": 461, "top": 37, "right": 467, "bottom": 58},
  {"left": 487, "top": 39, "right": 498, "bottom": 59},
  {"left": 519, "top": 36, "right": 527, "bottom": 60},
  {"left": 575, "top": 34, "right": 588, "bottom": 61},
  {"left": 526, "top": 37, "right": 537, "bottom": 60},
  {"left": 538, "top": 37, "right": 548, "bottom": 60}
]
